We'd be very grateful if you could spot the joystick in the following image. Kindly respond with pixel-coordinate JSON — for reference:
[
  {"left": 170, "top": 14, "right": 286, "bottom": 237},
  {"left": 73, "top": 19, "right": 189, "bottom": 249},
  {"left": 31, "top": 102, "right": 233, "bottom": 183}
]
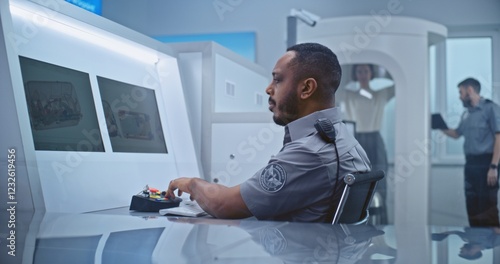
[{"left": 129, "top": 185, "right": 182, "bottom": 212}]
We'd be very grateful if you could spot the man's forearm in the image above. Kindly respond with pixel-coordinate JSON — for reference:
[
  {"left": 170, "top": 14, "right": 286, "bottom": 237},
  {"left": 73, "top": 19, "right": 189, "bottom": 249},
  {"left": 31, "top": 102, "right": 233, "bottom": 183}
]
[
  {"left": 172, "top": 178, "right": 251, "bottom": 219},
  {"left": 491, "top": 133, "right": 500, "bottom": 166},
  {"left": 442, "top": 129, "right": 459, "bottom": 139}
]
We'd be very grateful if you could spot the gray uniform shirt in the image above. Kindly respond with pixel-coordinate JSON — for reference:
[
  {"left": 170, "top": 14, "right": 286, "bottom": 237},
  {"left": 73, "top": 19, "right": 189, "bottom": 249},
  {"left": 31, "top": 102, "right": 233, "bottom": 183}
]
[
  {"left": 240, "top": 108, "right": 371, "bottom": 222},
  {"left": 456, "top": 98, "right": 500, "bottom": 155}
]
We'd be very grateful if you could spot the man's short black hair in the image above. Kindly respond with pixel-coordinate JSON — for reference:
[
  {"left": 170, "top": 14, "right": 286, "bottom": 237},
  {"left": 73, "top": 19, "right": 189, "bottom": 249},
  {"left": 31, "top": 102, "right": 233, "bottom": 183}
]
[
  {"left": 286, "top": 43, "right": 342, "bottom": 97},
  {"left": 458, "top": 77, "right": 481, "bottom": 94}
]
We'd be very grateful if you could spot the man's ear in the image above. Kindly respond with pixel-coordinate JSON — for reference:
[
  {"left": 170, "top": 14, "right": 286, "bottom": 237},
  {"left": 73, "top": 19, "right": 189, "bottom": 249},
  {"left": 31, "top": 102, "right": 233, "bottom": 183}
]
[
  {"left": 300, "top": 78, "right": 318, "bottom": 99},
  {"left": 465, "top": 85, "right": 474, "bottom": 96}
]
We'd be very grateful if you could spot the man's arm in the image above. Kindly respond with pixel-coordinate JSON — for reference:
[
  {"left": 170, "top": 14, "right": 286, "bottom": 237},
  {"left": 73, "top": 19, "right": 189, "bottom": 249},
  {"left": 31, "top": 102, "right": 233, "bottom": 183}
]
[
  {"left": 487, "top": 133, "right": 500, "bottom": 186},
  {"left": 166, "top": 178, "right": 252, "bottom": 219},
  {"left": 441, "top": 129, "right": 460, "bottom": 139}
]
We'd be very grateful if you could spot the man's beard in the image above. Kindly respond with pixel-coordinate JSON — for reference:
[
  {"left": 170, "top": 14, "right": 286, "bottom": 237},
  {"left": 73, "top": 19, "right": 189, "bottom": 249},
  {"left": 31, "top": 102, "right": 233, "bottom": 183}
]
[
  {"left": 462, "top": 94, "right": 473, "bottom": 108},
  {"left": 271, "top": 92, "right": 299, "bottom": 126}
]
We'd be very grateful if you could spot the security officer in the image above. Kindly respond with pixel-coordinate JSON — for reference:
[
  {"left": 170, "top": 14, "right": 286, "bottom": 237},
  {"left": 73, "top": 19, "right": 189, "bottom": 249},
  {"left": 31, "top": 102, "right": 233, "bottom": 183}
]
[
  {"left": 441, "top": 77, "right": 500, "bottom": 227},
  {"left": 167, "top": 43, "right": 371, "bottom": 222}
]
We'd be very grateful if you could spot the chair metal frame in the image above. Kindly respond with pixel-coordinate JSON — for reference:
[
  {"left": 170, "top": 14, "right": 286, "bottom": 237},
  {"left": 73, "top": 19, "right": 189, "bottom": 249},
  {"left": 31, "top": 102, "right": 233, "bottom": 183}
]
[{"left": 332, "top": 170, "right": 385, "bottom": 225}]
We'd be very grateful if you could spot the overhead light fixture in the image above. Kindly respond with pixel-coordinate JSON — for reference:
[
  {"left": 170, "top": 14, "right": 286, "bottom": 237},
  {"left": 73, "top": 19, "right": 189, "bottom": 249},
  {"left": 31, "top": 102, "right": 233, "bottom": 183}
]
[
  {"left": 287, "top": 8, "right": 321, "bottom": 48},
  {"left": 9, "top": 3, "right": 159, "bottom": 65},
  {"left": 290, "top": 8, "right": 320, "bottom": 27}
]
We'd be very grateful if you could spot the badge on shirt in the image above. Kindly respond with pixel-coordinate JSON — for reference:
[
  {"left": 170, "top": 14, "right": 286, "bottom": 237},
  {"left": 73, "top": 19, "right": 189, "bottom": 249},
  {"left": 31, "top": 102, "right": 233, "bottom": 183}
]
[{"left": 259, "top": 163, "right": 287, "bottom": 192}]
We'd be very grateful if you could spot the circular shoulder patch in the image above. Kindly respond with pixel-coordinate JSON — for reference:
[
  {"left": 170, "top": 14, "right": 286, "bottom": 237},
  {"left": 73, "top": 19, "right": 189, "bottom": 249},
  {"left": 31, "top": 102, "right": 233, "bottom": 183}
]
[{"left": 259, "top": 163, "right": 287, "bottom": 193}]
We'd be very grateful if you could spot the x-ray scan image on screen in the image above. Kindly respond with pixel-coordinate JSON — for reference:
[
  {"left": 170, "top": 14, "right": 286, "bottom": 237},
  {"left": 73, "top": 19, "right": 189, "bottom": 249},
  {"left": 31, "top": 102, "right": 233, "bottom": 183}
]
[
  {"left": 25, "top": 81, "right": 82, "bottom": 130},
  {"left": 97, "top": 76, "right": 167, "bottom": 153},
  {"left": 19, "top": 56, "right": 105, "bottom": 152}
]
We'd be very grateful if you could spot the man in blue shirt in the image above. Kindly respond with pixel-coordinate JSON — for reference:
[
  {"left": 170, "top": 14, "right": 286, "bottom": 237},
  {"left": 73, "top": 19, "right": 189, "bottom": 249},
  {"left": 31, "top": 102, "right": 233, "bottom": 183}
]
[{"left": 442, "top": 77, "right": 500, "bottom": 226}]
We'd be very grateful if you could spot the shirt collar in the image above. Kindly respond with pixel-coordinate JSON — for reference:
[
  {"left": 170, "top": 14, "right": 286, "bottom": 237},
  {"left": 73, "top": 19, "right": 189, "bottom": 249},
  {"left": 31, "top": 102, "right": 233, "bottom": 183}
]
[
  {"left": 285, "top": 107, "right": 343, "bottom": 142},
  {"left": 469, "top": 97, "right": 486, "bottom": 111},
  {"left": 478, "top": 97, "right": 487, "bottom": 108}
]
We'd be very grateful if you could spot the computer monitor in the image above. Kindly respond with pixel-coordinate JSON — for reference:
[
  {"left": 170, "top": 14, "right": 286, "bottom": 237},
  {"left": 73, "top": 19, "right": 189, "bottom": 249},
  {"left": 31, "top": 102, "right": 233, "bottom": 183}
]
[
  {"left": 16, "top": 55, "right": 178, "bottom": 212},
  {"left": 19, "top": 56, "right": 105, "bottom": 152},
  {"left": 97, "top": 76, "right": 167, "bottom": 153}
]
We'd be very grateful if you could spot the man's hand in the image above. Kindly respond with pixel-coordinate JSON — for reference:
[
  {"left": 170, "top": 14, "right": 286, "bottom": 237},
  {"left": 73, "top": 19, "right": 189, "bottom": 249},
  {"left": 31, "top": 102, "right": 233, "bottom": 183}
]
[
  {"left": 441, "top": 129, "right": 460, "bottom": 139},
  {"left": 166, "top": 177, "right": 194, "bottom": 199},
  {"left": 487, "top": 169, "right": 498, "bottom": 186},
  {"left": 165, "top": 177, "right": 252, "bottom": 219}
]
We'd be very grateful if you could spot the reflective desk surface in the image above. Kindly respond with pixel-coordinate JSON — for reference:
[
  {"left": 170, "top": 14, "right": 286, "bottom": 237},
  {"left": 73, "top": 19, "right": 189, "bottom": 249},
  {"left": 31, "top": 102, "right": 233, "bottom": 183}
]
[{"left": 3, "top": 207, "right": 500, "bottom": 264}]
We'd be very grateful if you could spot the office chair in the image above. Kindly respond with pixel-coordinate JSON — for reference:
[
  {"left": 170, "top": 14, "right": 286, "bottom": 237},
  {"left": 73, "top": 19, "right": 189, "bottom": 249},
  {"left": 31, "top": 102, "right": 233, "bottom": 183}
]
[{"left": 332, "top": 170, "right": 385, "bottom": 225}]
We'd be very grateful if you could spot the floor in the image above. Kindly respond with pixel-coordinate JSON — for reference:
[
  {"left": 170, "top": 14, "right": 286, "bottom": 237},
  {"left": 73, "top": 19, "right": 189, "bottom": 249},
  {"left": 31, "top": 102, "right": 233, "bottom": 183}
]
[{"left": 379, "top": 165, "right": 499, "bottom": 227}]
